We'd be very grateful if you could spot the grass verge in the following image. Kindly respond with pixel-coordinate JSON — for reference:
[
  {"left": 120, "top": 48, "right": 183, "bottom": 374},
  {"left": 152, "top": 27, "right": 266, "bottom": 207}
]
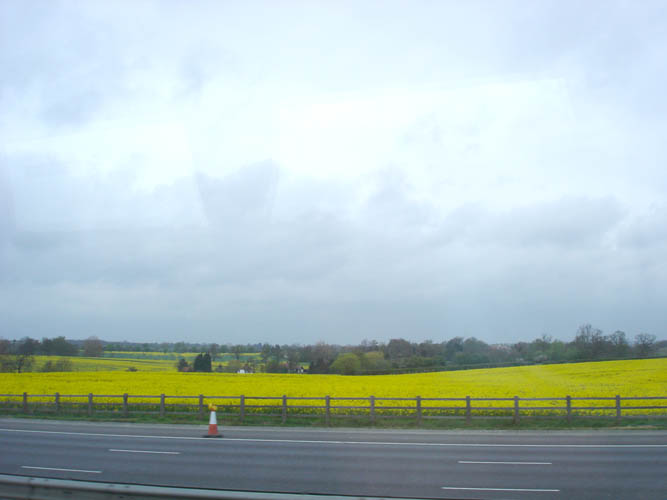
[{"left": 2, "top": 410, "right": 666, "bottom": 430}]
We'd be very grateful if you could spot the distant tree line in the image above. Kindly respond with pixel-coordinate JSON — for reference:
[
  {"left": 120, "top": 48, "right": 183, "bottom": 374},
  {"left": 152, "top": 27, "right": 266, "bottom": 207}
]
[
  {"left": 176, "top": 325, "right": 665, "bottom": 375},
  {"left": 0, "top": 335, "right": 104, "bottom": 373},
  {"left": 1, "top": 325, "right": 664, "bottom": 374},
  {"left": 315, "top": 326, "right": 663, "bottom": 375}
]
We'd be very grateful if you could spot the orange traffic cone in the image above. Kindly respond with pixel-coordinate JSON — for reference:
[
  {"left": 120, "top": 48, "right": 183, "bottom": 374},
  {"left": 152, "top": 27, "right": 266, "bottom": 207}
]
[{"left": 203, "top": 404, "right": 222, "bottom": 438}]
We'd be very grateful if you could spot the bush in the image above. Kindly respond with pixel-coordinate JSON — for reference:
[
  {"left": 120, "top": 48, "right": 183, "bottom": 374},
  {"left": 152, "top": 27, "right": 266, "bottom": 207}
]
[
  {"left": 39, "top": 358, "right": 73, "bottom": 372},
  {"left": 330, "top": 353, "right": 362, "bottom": 375}
]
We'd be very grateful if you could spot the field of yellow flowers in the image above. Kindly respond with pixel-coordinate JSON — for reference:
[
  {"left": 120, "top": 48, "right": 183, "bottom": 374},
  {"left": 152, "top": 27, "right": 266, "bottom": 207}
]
[{"left": 1, "top": 358, "right": 665, "bottom": 417}]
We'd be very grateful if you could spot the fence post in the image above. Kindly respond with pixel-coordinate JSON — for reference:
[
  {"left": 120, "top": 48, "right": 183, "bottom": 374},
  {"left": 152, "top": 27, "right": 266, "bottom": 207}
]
[
  {"left": 566, "top": 395, "right": 572, "bottom": 424},
  {"left": 123, "top": 393, "right": 128, "bottom": 417},
  {"left": 160, "top": 394, "right": 165, "bottom": 418},
  {"left": 199, "top": 395, "right": 204, "bottom": 417},
  {"left": 240, "top": 395, "right": 245, "bottom": 423},
  {"left": 88, "top": 393, "right": 93, "bottom": 417},
  {"left": 416, "top": 396, "right": 422, "bottom": 427},
  {"left": 22, "top": 392, "right": 28, "bottom": 414},
  {"left": 282, "top": 395, "right": 287, "bottom": 424},
  {"left": 513, "top": 396, "right": 520, "bottom": 424},
  {"left": 616, "top": 394, "right": 621, "bottom": 423},
  {"left": 325, "top": 395, "right": 331, "bottom": 426},
  {"left": 370, "top": 396, "right": 375, "bottom": 425},
  {"left": 465, "top": 396, "right": 471, "bottom": 424},
  {"left": 55, "top": 392, "right": 60, "bottom": 413}
]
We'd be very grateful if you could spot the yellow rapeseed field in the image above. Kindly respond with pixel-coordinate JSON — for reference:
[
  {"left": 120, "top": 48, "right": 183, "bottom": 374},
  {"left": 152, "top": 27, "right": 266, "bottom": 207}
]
[{"left": 1, "top": 358, "right": 665, "bottom": 416}]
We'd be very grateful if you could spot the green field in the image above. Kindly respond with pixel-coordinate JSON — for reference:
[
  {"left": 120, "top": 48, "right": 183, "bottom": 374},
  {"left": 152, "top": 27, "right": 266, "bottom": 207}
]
[{"left": 27, "top": 352, "right": 262, "bottom": 372}]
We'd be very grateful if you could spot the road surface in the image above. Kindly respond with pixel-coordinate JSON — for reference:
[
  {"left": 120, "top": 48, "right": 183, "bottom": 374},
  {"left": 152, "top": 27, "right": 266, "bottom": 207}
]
[{"left": 0, "top": 419, "right": 665, "bottom": 499}]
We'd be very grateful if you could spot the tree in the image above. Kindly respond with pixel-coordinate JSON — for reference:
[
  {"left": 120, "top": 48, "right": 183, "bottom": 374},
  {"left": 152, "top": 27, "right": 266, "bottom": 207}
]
[
  {"left": 270, "top": 344, "right": 283, "bottom": 362},
  {"left": 609, "top": 331, "right": 630, "bottom": 358},
  {"left": 285, "top": 347, "right": 300, "bottom": 373},
  {"left": 360, "top": 351, "right": 391, "bottom": 374},
  {"left": 265, "top": 359, "right": 287, "bottom": 373},
  {"left": 307, "top": 342, "right": 337, "bottom": 374},
  {"left": 208, "top": 343, "right": 220, "bottom": 361},
  {"left": 573, "top": 324, "right": 604, "bottom": 359},
  {"left": 384, "top": 338, "right": 413, "bottom": 360},
  {"left": 417, "top": 340, "right": 443, "bottom": 358},
  {"left": 202, "top": 352, "right": 212, "bottom": 372},
  {"left": 0, "top": 338, "right": 35, "bottom": 373},
  {"left": 260, "top": 343, "right": 272, "bottom": 364},
  {"left": 18, "top": 337, "right": 40, "bottom": 356},
  {"left": 41, "top": 336, "right": 77, "bottom": 356},
  {"left": 39, "top": 358, "right": 73, "bottom": 372},
  {"left": 546, "top": 340, "right": 568, "bottom": 362},
  {"left": 634, "top": 333, "right": 656, "bottom": 357},
  {"left": 330, "top": 353, "right": 362, "bottom": 375},
  {"left": 193, "top": 354, "right": 203, "bottom": 372},
  {"left": 176, "top": 358, "right": 190, "bottom": 372},
  {"left": 193, "top": 353, "right": 212, "bottom": 372},
  {"left": 444, "top": 337, "right": 464, "bottom": 361},
  {"left": 83, "top": 336, "right": 103, "bottom": 357},
  {"left": 232, "top": 345, "right": 244, "bottom": 361},
  {"left": 0, "top": 339, "right": 16, "bottom": 372},
  {"left": 225, "top": 359, "right": 243, "bottom": 373}
]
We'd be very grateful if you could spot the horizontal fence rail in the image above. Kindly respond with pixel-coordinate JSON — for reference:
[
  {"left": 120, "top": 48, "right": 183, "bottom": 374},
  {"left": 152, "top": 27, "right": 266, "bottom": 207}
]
[{"left": 0, "top": 393, "right": 665, "bottom": 425}]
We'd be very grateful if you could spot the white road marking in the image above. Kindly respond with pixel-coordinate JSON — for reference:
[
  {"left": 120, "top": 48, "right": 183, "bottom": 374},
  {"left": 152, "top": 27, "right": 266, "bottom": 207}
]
[
  {"left": 1, "top": 428, "right": 665, "bottom": 448},
  {"left": 109, "top": 449, "right": 180, "bottom": 454},
  {"left": 459, "top": 460, "right": 552, "bottom": 465},
  {"left": 21, "top": 466, "right": 101, "bottom": 474},
  {"left": 442, "top": 486, "right": 559, "bottom": 492}
]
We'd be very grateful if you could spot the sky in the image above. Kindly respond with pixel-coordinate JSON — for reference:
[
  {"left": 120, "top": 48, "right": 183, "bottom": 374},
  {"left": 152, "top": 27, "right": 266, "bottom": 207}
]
[{"left": 1, "top": 0, "right": 666, "bottom": 344}]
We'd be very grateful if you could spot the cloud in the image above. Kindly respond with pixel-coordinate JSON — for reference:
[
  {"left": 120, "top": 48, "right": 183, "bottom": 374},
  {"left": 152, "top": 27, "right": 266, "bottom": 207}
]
[
  {"left": 617, "top": 205, "right": 667, "bottom": 248},
  {"left": 1, "top": 1, "right": 666, "bottom": 343},
  {"left": 195, "top": 161, "right": 279, "bottom": 229},
  {"left": 436, "top": 197, "right": 625, "bottom": 248}
]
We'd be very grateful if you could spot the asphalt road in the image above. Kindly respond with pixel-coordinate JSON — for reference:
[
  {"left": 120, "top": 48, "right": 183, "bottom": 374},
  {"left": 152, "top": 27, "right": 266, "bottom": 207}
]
[{"left": 0, "top": 419, "right": 665, "bottom": 499}]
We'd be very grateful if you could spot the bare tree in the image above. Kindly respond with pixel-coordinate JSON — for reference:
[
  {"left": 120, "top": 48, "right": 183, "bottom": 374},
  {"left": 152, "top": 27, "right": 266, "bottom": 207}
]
[
  {"left": 208, "top": 343, "right": 220, "bottom": 361},
  {"left": 634, "top": 333, "right": 656, "bottom": 357},
  {"left": 83, "top": 336, "right": 103, "bottom": 357},
  {"left": 0, "top": 338, "right": 35, "bottom": 373}
]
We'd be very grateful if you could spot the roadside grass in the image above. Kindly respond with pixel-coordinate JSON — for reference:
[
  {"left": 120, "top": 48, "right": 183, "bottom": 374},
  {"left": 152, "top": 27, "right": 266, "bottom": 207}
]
[{"left": 3, "top": 410, "right": 666, "bottom": 431}]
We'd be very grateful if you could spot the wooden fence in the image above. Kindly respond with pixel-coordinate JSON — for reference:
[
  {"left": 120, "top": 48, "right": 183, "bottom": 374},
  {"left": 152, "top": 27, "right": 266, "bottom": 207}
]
[{"left": 1, "top": 393, "right": 665, "bottom": 425}]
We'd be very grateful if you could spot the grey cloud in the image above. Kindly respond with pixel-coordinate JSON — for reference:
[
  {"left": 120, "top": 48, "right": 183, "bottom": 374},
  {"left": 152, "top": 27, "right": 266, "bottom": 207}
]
[
  {"left": 180, "top": 42, "right": 240, "bottom": 95},
  {"left": 5, "top": 155, "right": 204, "bottom": 233},
  {"left": 1, "top": 160, "right": 350, "bottom": 289},
  {"left": 363, "top": 169, "right": 437, "bottom": 232},
  {"left": 0, "top": 165, "right": 15, "bottom": 245},
  {"left": 196, "top": 161, "right": 279, "bottom": 229},
  {"left": 0, "top": 3, "right": 121, "bottom": 127},
  {"left": 1, "top": 1, "right": 666, "bottom": 343},
  {"left": 437, "top": 197, "right": 624, "bottom": 248},
  {"left": 617, "top": 205, "right": 667, "bottom": 248},
  {"left": 496, "top": 197, "right": 624, "bottom": 247}
]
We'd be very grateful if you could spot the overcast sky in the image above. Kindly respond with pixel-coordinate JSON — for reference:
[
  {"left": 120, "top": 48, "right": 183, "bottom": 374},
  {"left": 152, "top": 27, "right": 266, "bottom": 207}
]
[{"left": 1, "top": 0, "right": 666, "bottom": 344}]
